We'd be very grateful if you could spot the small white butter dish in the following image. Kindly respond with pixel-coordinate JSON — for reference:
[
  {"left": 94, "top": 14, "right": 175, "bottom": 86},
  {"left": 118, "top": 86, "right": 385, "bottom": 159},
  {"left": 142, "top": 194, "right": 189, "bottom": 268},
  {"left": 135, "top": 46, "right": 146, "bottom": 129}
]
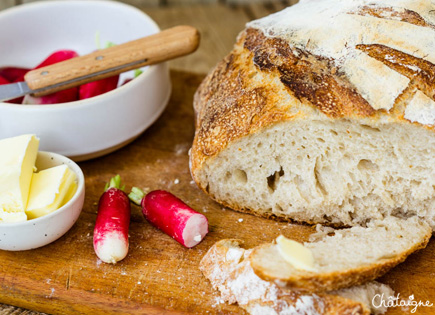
[{"left": 0, "top": 151, "right": 84, "bottom": 251}]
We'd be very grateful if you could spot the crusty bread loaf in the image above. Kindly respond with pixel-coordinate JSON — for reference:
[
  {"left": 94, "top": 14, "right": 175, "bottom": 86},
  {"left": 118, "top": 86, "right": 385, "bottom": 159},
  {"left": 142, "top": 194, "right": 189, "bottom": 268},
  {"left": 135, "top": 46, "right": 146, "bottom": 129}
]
[
  {"left": 200, "top": 239, "right": 395, "bottom": 315},
  {"left": 249, "top": 216, "right": 431, "bottom": 293},
  {"left": 190, "top": 0, "right": 435, "bottom": 229}
]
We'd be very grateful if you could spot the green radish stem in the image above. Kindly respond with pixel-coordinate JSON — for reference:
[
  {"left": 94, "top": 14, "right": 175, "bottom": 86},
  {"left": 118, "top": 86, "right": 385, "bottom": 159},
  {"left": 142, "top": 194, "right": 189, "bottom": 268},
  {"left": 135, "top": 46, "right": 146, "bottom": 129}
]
[
  {"left": 128, "top": 187, "right": 145, "bottom": 206},
  {"left": 104, "top": 174, "right": 125, "bottom": 191},
  {"left": 105, "top": 41, "right": 116, "bottom": 48}
]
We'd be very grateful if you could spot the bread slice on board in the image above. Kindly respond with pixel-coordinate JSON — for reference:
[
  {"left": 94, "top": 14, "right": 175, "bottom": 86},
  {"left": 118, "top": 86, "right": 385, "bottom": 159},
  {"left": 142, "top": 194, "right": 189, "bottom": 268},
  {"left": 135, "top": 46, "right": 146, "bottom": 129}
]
[
  {"left": 200, "top": 239, "right": 395, "bottom": 315},
  {"left": 190, "top": 0, "right": 435, "bottom": 230},
  {"left": 249, "top": 217, "right": 431, "bottom": 293}
]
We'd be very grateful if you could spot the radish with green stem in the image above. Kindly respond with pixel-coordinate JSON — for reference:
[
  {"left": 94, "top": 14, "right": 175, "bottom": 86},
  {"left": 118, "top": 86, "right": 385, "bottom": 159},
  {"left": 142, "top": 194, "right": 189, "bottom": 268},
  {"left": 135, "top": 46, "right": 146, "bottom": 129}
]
[
  {"left": 94, "top": 175, "right": 130, "bottom": 264},
  {"left": 129, "top": 189, "right": 208, "bottom": 248}
]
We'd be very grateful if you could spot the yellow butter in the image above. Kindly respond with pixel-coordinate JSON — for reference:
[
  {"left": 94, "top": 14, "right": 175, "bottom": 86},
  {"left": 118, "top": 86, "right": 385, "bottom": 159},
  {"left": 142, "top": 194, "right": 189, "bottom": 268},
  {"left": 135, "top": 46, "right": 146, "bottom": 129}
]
[
  {"left": 26, "top": 164, "right": 77, "bottom": 220},
  {"left": 0, "top": 134, "right": 39, "bottom": 223},
  {"left": 276, "top": 235, "right": 317, "bottom": 272},
  {"left": 60, "top": 180, "right": 77, "bottom": 208}
]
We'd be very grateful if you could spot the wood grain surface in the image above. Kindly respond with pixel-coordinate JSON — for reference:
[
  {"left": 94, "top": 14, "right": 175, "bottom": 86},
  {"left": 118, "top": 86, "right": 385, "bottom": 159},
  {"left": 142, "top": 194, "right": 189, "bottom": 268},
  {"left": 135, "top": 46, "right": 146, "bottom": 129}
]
[{"left": 0, "top": 70, "right": 433, "bottom": 315}]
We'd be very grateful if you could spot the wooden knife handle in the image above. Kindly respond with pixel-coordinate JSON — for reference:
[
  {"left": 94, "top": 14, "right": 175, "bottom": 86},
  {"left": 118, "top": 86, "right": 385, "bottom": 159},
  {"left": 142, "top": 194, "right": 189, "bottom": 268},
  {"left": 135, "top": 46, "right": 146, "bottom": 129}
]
[{"left": 24, "top": 25, "right": 200, "bottom": 95}]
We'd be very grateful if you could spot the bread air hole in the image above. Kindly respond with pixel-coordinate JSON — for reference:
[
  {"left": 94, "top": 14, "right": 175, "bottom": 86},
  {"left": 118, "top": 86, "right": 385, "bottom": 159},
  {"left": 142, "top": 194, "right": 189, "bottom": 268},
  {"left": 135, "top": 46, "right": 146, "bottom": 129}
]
[
  {"left": 314, "top": 158, "right": 327, "bottom": 196},
  {"left": 267, "top": 167, "right": 285, "bottom": 192},
  {"left": 360, "top": 124, "right": 381, "bottom": 133},
  {"left": 357, "top": 159, "right": 379, "bottom": 172},
  {"left": 274, "top": 204, "right": 285, "bottom": 214},
  {"left": 233, "top": 169, "right": 248, "bottom": 184}
]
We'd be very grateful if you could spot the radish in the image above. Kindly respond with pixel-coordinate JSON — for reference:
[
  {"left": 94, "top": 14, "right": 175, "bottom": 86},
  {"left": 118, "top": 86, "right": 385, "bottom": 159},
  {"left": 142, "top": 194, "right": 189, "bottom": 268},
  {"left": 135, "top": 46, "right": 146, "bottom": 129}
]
[
  {"left": 35, "top": 50, "right": 79, "bottom": 69},
  {"left": 93, "top": 175, "right": 130, "bottom": 264},
  {"left": 79, "top": 75, "right": 119, "bottom": 100},
  {"left": 23, "top": 50, "right": 79, "bottom": 105},
  {"left": 23, "top": 87, "right": 78, "bottom": 105},
  {"left": 121, "top": 69, "right": 143, "bottom": 86},
  {"left": 0, "top": 75, "right": 9, "bottom": 85},
  {"left": 129, "top": 189, "right": 208, "bottom": 248},
  {"left": 0, "top": 67, "right": 30, "bottom": 82}
]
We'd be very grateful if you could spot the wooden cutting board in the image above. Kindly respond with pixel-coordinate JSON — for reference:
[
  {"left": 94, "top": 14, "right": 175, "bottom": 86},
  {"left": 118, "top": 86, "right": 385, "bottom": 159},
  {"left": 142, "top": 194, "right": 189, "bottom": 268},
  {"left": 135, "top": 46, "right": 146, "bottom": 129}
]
[{"left": 0, "top": 71, "right": 433, "bottom": 315}]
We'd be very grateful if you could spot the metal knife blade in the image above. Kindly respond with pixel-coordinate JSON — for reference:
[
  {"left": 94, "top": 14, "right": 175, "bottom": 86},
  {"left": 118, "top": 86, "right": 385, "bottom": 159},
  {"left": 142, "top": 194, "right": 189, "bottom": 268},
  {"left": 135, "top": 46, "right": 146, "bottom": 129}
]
[{"left": 0, "top": 81, "right": 32, "bottom": 102}]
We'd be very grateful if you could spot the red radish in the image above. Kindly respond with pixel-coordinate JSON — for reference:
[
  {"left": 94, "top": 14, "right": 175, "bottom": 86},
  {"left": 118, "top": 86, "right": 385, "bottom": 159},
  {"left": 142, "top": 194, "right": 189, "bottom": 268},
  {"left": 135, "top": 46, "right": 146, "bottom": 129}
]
[
  {"left": 0, "top": 75, "right": 9, "bottom": 85},
  {"left": 79, "top": 75, "right": 119, "bottom": 100},
  {"left": 93, "top": 175, "right": 130, "bottom": 264},
  {"left": 23, "top": 50, "right": 80, "bottom": 105},
  {"left": 121, "top": 78, "right": 133, "bottom": 86},
  {"left": 129, "top": 189, "right": 208, "bottom": 248},
  {"left": 23, "top": 87, "right": 78, "bottom": 105},
  {"left": 35, "top": 50, "right": 79, "bottom": 69},
  {"left": 0, "top": 67, "right": 30, "bottom": 82},
  {"left": 121, "top": 69, "right": 143, "bottom": 86}
]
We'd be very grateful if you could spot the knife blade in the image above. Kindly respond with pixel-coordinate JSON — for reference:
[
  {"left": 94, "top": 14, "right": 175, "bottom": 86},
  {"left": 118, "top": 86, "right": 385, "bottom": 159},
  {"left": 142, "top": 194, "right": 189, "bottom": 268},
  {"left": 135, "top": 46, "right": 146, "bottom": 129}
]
[
  {"left": 0, "top": 81, "right": 31, "bottom": 101},
  {"left": 0, "top": 25, "right": 199, "bottom": 102}
]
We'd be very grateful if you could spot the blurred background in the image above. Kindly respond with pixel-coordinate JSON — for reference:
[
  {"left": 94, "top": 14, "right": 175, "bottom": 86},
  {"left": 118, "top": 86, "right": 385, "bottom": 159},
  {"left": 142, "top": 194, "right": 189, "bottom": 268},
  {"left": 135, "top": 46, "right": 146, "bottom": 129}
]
[{"left": 1, "top": 0, "right": 298, "bottom": 74}]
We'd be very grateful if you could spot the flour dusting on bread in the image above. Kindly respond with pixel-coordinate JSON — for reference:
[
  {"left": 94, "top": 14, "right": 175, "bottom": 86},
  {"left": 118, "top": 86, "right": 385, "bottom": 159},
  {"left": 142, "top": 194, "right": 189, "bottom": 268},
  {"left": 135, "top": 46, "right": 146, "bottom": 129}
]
[
  {"left": 200, "top": 239, "right": 394, "bottom": 315},
  {"left": 247, "top": 0, "right": 435, "bottom": 64},
  {"left": 342, "top": 50, "right": 409, "bottom": 111},
  {"left": 405, "top": 90, "right": 435, "bottom": 126}
]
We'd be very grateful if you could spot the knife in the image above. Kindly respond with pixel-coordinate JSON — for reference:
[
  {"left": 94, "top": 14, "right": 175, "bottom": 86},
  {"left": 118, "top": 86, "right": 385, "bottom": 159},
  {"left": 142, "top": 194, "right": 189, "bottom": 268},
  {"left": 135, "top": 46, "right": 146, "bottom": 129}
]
[{"left": 0, "top": 25, "right": 200, "bottom": 102}]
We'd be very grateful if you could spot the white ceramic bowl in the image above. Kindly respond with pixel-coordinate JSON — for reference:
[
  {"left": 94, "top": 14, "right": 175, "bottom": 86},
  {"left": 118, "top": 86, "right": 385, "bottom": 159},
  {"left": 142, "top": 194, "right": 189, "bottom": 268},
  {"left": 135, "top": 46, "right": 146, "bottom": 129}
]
[
  {"left": 0, "top": 151, "right": 85, "bottom": 251},
  {"left": 0, "top": 0, "right": 171, "bottom": 161}
]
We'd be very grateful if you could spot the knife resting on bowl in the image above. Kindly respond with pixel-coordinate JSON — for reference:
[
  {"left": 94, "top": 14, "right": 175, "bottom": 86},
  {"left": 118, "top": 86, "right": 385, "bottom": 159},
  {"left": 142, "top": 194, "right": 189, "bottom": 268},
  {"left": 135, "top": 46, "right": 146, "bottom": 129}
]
[{"left": 0, "top": 25, "right": 200, "bottom": 102}]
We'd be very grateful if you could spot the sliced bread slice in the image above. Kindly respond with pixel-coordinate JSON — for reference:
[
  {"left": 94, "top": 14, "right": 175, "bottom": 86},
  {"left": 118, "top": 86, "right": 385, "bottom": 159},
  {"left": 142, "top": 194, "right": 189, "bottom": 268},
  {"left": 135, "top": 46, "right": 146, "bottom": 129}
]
[
  {"left": 200, "top": 239, "right": 394, "bottom": 315},
  {"left": 250, "top": 216, "right": 431, "bottom": 293}
]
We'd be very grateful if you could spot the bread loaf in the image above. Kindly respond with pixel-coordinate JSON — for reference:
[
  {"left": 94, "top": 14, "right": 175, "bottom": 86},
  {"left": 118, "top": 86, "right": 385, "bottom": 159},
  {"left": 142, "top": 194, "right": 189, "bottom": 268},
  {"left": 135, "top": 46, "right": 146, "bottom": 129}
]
[
  {"left": 200, "top": 239, "right": 395, "bottom": 315},
  {"left": 249, "top": 216, "right": 431, "bottom": 292},
  {"left": 190, "top": 0, "right": 435, "bottom": 229}
]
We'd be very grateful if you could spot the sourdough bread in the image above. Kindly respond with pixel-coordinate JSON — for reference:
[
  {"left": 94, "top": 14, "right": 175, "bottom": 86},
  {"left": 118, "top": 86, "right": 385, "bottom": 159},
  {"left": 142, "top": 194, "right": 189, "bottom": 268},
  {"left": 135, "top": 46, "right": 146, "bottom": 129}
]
[
  {"left": 190, "top": 0, "right": 435, "bottom": 229},
  {"left": 249, "top": 216, "right": 431, "bottom": 292},
  {"left": 200, "top": 239, "right": 395, "bottom": 315}
]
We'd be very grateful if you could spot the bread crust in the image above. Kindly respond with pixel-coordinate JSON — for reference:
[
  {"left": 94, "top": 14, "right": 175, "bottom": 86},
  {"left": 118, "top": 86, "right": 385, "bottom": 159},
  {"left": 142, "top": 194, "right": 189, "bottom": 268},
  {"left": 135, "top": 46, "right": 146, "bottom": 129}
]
[
  {"left": 200, "top": 239, "right": 371, "bottom": 315},
  {"left": 191, "top": 26, "right": 435, "bottom": 176}
]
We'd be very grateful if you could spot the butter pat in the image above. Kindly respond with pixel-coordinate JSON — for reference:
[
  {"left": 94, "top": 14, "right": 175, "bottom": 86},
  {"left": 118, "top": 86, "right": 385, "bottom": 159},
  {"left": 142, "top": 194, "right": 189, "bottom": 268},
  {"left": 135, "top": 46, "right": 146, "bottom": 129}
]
[
  {"left": 26, "top": 164, "right": 77, "bottom": 220},
  {"left": 0, "top": 134, "right": 39, "bottom": 222},
  {"left": 61, "top": 180, "right": 78, "bottom": 208},
  {"left": 276, "top": 235, "right": 316, "bottom": 272}
]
